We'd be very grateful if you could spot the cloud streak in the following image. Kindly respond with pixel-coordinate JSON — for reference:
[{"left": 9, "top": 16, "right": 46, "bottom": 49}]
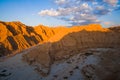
[
  {"left": 103, "top": 0, "right": 118, "bottom": 6},
  {"left": 39, "top": 8, "right": 60, "bottom": 16},
  {"left": 38, "top": 0, "right": 119, "bottom": 25}
]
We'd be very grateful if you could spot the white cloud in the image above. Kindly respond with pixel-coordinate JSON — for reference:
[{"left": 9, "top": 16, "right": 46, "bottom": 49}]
[
  {"left": 92, "top": 2, "right": 98, "bottom": 5},
  {"left": 103, "top": 0, "right": 118, "bottom": 6},
  {"left": 39, "top": 3, "right": 92, "bottom": 17},
  {"left": 103, "top": 21, "right": 116, "bottom": 27},
  {"left": 80, "top": 13, "right": 86, "bottom": 17},
  {"left": 38, "top": 0, "right": 119, "bottom": 25},
  {"left": 94, "top": 6, "right": 110, "bottom": 15},
  {"left": 82, "top": 3, "right": 89, "bottom": 8},
  {"left": 103, "top": 21, "right": 114, "bottom": 25},
  {"left": 55, "top": 0, "right": 68, "bottom": 5},
  {"left": 96, "top": 6, "right": 104, "bottom": 10},
  {"left": 38, "top": 9, "right": 60, "bottom": 16}
]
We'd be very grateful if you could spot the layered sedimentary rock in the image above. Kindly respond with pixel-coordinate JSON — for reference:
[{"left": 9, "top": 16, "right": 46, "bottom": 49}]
[
  {"left": 0, "top": 21, "right": 120, "bottom": 79},
  {"left": 0, "top": 21, "right": 55, "bottom": 56},
  {"left": 23, "top": 25, "right": 120, "bottom": 76},
  {"left": 0, "top": 21, "right": 109, "bottom": 57}
]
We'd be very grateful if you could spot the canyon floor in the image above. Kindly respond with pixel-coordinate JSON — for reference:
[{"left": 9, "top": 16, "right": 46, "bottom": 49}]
[{"left": 0, "top": 48, "right": 119, "bottom": 80}]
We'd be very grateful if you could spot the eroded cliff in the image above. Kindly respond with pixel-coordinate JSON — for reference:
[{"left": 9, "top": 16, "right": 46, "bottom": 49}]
[
  {"left": 0, "top": 21, "right": 120, "bottom": 79},
  {"left": 0, "top": 21, "right": 109, "bottom": 57},
  {"left": 23, "top": 24, "right": 120, "bottom": 76},
  {"left": 0, "top": 21, "right": 55, "bottom": 56}
]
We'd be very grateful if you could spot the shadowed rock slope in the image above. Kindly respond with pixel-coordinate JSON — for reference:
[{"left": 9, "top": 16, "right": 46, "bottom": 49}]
[{"left": 23, "top": 25, "right": 120, "bottom": 76}]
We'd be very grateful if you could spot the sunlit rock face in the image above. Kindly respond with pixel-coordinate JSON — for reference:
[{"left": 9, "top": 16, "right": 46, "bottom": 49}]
[
  {"left": 0, "top": 21, "right": 109, "bottom": 57},
  {"left": 0, "top": 21, "right": 55, "bottom": 56},
  {"left": 23, "top": 24, "right": 120, "bottom": 77},
  {"left": 0, "top": 21, "right": 120, "bottom": 80}
]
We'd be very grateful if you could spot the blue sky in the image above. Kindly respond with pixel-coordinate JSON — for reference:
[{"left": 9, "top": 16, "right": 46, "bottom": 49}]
[{"left": 0, "top": 0, "right": 120, "bottom": 27}]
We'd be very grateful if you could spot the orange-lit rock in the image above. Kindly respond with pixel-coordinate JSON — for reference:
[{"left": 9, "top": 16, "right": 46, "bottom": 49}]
[
  {"left": 1, "top": 21, "right": 120, "bottom": 78},
  {"left": 23, "top": 25, "right": 120, "bottom": 75},
  {"left": 0, "top": 21, "right": 55, "bottom": 56},
  {"left": 0, "top": 21, "right": 118, "bottom": 57}
]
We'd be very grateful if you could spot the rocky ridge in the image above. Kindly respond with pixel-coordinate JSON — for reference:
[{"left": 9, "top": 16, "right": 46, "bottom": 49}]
[
  {"left": 0, "top": 21, "right": 120, "bottom": 80},
  {"left": 22, "top": 24, "right": 120, "bottom": 76},
  {"left": 0, "top": 21, "right": 55, "bottom": 56},
  {"left": 0, "top": 21, "right": 108, "bottom": 57}
]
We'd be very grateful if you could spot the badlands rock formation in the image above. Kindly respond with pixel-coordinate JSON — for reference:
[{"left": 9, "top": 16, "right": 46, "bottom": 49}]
[
  {"left": 0, "top": 21, "right": 120, "bottom": 80},
  {"left": 0, "top": 21, "right": 55, "bottom": 56},
  {"left": 0, "top": 21, "right": 108, "bottom": 57},
  {"left": 23, "top": 24, "right": 120, "bottom": 76}
]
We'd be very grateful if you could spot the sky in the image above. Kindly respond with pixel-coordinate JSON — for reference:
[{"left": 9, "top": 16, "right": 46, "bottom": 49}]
[{"left": 0, "top": 0, "right": 120, "bottom": 27}]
